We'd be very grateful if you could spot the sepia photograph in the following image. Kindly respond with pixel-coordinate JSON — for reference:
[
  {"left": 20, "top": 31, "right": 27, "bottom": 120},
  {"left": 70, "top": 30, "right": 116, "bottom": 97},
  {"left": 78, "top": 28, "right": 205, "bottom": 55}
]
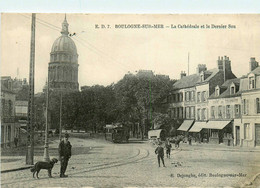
[{"left": 1, "top": 13, "right": 260, "bottom": 187}]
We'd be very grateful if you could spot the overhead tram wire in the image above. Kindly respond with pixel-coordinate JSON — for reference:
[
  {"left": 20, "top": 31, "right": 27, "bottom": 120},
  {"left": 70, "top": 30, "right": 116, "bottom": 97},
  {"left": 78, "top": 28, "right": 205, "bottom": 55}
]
[
  {"left": 75, "top": 35, "right": 133, "bottom": 72},
  {"left": 19, "top": 14, "right": 175, "bottom": 89},
  {"left": 19, "top": 14, "right": 131, "bottom": 73}
]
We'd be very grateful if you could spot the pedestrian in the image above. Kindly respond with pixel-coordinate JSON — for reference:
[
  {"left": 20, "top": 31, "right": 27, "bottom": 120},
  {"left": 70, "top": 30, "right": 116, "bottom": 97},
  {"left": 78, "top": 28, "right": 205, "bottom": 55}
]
[
  {"left": 58, "top": 133, "right": 72, "bottom": 178},
  {"left": 175, "top": 136, "right": 181, "bottom": 149},
  {"left": 155, "top": 142, "right": 166, "bottom": 167},
  {"left": 188, "top": 135, "right": 192, "bottom": 145},
  {"left": 14, "top": 137, "right": 18, "bottom": 148},
  {"left": 165, "top": 139, "right": 172, "bottom": 158}
]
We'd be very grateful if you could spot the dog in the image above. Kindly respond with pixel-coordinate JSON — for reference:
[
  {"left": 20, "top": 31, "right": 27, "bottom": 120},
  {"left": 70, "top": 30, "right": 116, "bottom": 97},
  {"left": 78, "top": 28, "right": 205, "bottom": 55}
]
[{"left": 30, "top": 158, "right": 58, "bottom": 179}]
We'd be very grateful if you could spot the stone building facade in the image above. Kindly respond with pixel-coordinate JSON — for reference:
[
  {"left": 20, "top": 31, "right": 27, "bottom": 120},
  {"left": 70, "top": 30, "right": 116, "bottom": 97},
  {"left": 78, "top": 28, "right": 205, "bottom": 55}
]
[
  {"left": 1, "top": 77, "right": 17, "bottom": 148},
  {"left": 240, "top": 58, "right": 260, "bottom": 147}
]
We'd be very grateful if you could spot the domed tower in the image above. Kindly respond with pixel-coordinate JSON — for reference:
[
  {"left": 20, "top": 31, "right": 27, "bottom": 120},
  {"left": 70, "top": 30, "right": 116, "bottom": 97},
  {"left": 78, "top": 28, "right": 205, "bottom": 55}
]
[{"left": 48, "top": 16, "right": 79, "bottom": 92}]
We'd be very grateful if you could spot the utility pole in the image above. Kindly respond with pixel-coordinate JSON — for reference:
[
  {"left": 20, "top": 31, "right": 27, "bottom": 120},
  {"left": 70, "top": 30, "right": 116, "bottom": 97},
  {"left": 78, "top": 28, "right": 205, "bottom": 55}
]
[
  {"left": 26, "top": 13, "right": 36, "bottom": 165},
  {"left": 43, "top": 73, "right": 50, "bottom": 162}
]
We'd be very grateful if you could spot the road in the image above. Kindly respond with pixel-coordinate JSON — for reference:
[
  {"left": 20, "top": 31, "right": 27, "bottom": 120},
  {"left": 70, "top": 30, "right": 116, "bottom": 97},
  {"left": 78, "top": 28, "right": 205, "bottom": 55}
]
[{"left": 1, "top": 137, "right": 260, "bottom": 187}]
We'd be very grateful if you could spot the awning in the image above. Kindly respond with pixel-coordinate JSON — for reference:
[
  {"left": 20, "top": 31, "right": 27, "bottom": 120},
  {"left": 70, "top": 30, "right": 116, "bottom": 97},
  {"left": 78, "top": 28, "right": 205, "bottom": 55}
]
[
  {"left": 177, "top": 120, "right": 194, "bottom": 131},
  {"left": 148, "top": 129, "right": 163, "bottom": 139},
  {"left": 204, "top": 121, "right": 231, "bottom": 130},
  {"left": 189, "top": 122, "right": 207, "bottom": 132}
]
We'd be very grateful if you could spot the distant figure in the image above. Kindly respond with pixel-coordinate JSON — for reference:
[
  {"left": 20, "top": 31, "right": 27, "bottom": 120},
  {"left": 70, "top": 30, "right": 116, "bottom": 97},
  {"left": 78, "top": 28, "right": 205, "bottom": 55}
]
[
  {"left": 175, "top": 136, "right": 181, "bottom": 149},
  {"left": 14, "top": 137, "right": 18, "bottom": 147},
  {"left": 58, "top": 133, "right": 72, "bottom": 178},
  {"left": 188, "top": 135, "right": 192, "bottom": 145},
  {"left": 155, "top": 142, "right": 166, "bottom": 167},
  {"left": 165, "top": 139, "right": 172, "bottom": 158}
]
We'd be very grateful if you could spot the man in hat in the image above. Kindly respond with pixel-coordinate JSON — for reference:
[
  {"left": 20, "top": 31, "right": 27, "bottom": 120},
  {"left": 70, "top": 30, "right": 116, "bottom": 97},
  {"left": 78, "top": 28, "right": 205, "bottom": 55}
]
[
  {"left": 58, "top": 133, "right": 72, "bottom": 178},
  {"left": 155, "top": 142, "right": 166, "bottom": 167}
]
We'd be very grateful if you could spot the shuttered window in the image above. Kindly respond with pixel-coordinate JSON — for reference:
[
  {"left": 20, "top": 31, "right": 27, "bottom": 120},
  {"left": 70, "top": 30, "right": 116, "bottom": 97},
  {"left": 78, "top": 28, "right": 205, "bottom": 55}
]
[{"left": 257, "top": 98, "right": 260, "bottom": 114}]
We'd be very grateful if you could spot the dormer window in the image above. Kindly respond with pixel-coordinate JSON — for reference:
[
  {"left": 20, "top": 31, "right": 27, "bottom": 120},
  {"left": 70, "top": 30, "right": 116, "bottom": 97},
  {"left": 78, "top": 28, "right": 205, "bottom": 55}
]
[
  {"left": 215, "top": 86, "right": 220, "bottom": 97},
  {"left": 230, "top": 83, "right": 236, "bottom": 95},
  {"left": 249, "top": 76, "right": 255, "bottom": 89}
]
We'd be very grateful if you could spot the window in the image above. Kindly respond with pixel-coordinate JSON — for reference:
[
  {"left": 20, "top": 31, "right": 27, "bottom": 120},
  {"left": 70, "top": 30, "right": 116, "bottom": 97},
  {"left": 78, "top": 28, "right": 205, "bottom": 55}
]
[
  {"left": 186, "top": 107, "right": 190, "bottom": 118},
  {"left": 179, "top": 107, "right": 183, "bottom": 118},
  {"left": 201, "top": 92, "right": 205, "bottom": 102},
  {"left": 230, "top": 86, "right": 235, "bottom": 94},
  {"left": 197, "top": 92, "right": 201, "bottom": 102},
  {"left": 257, "top": 98, "right": 260, "bottom": 114},
  {"left": 197, "top": 109, "right": 201, "bottom": 120},
  {"left": 201, "top": 108, "right": 206, "bottom": 120},
  {"left": 215, "top": 88, "right": 219, "bottom": 96},
  {"left": 189, "top": 91, "right": 192, "bottom": 101},
  {"left": 218, "top": 105, "right": 223, "bottom": 118},
  {"left": 249, "top": 77, "right": 255, "bottom": 89},
  {"left": 226, "top": 105, "right": 231, "bottom": 119},
  {"left": 201, "top": 91, "right": 207, "bottom": 102},
  {"left": 191, "top": 107, "right": 195, "bottom": 118},
  {"left": 191, "top": 91, "right": 194, "bottom": 101},
  {"left": 235, "top": 104, "right": 241, "bottom": 118},
  {"left": 171, "top": 109, "right": 174, "bottom": 118},
  {"left": 175, "top": 94, "right": 179, "bottom": 102},
  {"left": 211, "top": 106, "right": 215, "bottom": 119},
  {"left": 179, "top": 93, "right": 182, "bottom": 102},
  {"left": 244, "top": 123, "right": 251, "bottom": 139},
  {"left": 243, "top": 99, "right": 249, "bottom": 115}
]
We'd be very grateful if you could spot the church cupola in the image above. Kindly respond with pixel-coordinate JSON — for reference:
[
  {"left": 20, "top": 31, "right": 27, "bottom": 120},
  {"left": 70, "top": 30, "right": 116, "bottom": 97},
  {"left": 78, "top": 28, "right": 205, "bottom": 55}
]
[{"left": 61, "top": 15, "right": 69, "bottom": 36}]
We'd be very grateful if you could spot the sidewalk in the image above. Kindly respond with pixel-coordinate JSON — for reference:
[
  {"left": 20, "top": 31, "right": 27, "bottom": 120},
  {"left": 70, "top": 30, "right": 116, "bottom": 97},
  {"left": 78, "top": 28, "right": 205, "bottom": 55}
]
[{"left": 179, "top": 141, "right": 260, "bottom": 152}]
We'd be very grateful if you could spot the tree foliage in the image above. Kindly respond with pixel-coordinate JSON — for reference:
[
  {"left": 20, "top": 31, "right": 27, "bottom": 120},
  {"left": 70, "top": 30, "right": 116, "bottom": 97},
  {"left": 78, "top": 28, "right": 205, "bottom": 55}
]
[{"left": 44, "top": 71, "right": 175, "bottom": 136}]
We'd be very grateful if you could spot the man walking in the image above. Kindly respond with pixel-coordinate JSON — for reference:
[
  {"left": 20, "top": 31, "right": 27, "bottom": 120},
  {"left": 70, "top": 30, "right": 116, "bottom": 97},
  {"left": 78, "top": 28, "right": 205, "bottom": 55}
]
[
  {"left": 58, "top": 133, "right": 72, "bottom": 178},
  {"left": 155, "top": 142, "right": 165, "bottom": 167},
  {"left": 165, "top": 139, "right": 172, "bottom": 158}
]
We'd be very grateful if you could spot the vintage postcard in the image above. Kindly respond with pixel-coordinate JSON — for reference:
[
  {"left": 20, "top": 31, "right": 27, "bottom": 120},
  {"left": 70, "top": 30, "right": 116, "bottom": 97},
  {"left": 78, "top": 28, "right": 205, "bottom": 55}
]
[{"left": 1, "top": 13, "right": 260, "bottom": 187}]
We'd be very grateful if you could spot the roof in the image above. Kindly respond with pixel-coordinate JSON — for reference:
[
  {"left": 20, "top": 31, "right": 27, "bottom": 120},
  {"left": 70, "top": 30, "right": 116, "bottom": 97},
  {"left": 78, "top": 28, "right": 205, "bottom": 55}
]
[
  {"left": 203, "top": 68, "right": 219, "bottom": 82},
  {"left": 177, "top": 120, "right": 194, "bottom": 131},
  {"left": 250, "top": 66, "right": 260, "bottom": 76},
  {"left": 173, "top": 74, "right": 200, "bottom": 89},
  {"left": 209, "top": 78, "right": 241, "bottom": 99},
  {"left": 173, "top": 68, "right": 221, "bottom": 90},
  {"left": 221, "top": 78, "right": 240, "bottom": 87}
]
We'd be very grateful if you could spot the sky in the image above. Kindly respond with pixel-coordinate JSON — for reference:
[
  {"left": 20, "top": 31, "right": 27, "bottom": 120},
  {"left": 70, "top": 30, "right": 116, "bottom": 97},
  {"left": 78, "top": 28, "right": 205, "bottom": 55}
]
[{"left": 1, "top": 14, "right": 260, "bottom": 92}]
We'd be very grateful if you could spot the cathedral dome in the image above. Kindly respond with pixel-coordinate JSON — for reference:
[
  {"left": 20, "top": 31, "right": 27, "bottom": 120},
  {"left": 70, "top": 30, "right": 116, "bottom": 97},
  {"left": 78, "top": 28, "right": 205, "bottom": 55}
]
[
  {"left": 50, "top": 16, "right": 78, "bottom": 64},
  {"left": 51, "top": 36, "right": 77, "bottom": 55}
]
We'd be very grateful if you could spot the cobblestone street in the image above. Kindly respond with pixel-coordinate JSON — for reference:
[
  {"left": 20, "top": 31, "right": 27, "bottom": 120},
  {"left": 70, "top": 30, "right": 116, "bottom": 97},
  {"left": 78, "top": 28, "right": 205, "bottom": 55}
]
[{"left": 1, "top": 137, "right": 260, "bottom": 187}]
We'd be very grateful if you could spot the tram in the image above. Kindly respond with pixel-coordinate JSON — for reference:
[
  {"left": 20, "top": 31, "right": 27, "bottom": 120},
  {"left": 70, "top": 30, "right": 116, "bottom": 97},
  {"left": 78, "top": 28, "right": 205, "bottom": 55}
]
[{"left": 105, "top": 126, "right": 129, "bottom": 143}]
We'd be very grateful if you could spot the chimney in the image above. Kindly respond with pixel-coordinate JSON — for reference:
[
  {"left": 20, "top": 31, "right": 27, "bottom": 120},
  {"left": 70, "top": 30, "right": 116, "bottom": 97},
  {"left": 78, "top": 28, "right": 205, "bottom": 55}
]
[
  {"left": 218, "top": 56, "right": 231, "bottom": 72},
  {"left": 180, "top": 71, "right": 186, "bottom": 79},
  {"left": 217, "top": 56, "right": 223, "bottom": 71},
  {"left": 224, "top": 56, "right": 231, "bottom": 73},
  {"left": 197, "top": 64, "right": 207, "bottom": 74},
  {"left": 249, "top": 57, "right": 259, "bottom": 72}
]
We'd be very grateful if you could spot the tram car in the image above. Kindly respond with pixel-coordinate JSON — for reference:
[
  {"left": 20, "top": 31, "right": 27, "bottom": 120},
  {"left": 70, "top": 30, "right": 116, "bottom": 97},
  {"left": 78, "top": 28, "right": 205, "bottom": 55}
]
[{"left": 105, "top": 126, "right": 129, "bottom": 143}]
